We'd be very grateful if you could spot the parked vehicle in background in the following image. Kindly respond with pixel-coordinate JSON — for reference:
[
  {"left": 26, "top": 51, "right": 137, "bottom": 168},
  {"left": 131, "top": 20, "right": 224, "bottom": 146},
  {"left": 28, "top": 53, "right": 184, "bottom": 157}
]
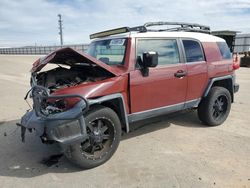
[{"left": 19, "top": 22, "right": 239, "bottom": 169}]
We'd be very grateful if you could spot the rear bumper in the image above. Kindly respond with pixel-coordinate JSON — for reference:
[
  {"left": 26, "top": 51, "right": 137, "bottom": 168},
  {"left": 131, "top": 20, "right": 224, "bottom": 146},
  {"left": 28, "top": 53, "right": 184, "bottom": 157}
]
[{"left": 234, "top": 83, "right": 239, "bottom": 93}]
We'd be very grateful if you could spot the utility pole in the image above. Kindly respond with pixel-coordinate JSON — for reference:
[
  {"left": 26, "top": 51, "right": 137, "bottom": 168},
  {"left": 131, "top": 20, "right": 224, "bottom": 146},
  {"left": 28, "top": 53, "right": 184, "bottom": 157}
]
[{"left": 58, "top": 14, "right": 63, "bottom": 46}]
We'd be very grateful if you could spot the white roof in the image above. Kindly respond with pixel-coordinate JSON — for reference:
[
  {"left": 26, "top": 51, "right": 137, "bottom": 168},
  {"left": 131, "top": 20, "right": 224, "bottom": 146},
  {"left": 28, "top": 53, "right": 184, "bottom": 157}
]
[{"left": 93, "top": 31, "right": 225, "bottom": 43}]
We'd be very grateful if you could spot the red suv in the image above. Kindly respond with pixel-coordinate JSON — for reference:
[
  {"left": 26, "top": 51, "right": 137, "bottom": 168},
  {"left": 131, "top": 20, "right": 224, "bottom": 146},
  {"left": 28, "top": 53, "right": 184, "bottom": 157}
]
[{"left": 19, "top": 22, "right": 239, "bottom": 169}]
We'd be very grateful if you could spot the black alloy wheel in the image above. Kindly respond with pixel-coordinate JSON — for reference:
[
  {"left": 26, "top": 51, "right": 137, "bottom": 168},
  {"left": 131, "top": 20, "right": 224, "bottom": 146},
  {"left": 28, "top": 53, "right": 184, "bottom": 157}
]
[
  {"left": 212, "top": 95, "right": 228, "bottom": 120},
  {"left": 64, "top": 106, "right": 121, "bottom": 169},
  {"left": 198, "top": 86, "right": 231, "bottom": 126},
  {"left": 80, "top": 117, "right": 116, "bottom": 160}
]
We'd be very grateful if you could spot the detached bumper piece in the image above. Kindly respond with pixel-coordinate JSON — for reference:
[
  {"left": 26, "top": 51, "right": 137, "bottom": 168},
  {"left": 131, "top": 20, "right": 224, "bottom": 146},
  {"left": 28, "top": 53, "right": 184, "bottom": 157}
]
[{"left": 19, "top": 85, "right": 89, "bottom": 145}]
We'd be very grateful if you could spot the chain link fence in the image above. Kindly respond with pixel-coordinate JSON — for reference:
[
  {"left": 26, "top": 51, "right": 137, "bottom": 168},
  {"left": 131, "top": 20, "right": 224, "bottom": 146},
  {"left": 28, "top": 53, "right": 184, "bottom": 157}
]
[{"left": 0, "top": 44, "right": 89, "bottom": 55}]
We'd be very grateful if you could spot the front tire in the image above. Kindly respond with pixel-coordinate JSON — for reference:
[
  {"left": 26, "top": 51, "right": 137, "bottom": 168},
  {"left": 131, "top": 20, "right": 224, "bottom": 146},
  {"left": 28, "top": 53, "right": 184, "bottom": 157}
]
[
  {"left": 198, "top": 86, "right": 231, "bottom": 126},
  {"left": 64, "top": 106, "right": 121, "bottom": 169}
]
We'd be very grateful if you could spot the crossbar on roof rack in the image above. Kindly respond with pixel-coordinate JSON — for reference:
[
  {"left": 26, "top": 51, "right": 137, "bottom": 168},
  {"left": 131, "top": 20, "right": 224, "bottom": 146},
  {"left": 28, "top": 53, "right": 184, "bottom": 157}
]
[
  {"left": 89, "top": 21, "right": 211, "bottom": 39},
  {"left": 144, "top": 22, "right": 210, "bottom": 34},
  {"left": 144, "top": 22, "right": 210, "bottom": 29}
]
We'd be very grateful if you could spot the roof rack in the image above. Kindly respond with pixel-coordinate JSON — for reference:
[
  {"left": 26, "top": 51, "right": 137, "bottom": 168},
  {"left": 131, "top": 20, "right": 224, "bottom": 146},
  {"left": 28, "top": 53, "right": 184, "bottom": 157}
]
[
  {"left": 89, "top": 22, "right": 211, "bottom": 39},
  {"left": 144, "top": 22, "right": 210, "bottom": 34}
]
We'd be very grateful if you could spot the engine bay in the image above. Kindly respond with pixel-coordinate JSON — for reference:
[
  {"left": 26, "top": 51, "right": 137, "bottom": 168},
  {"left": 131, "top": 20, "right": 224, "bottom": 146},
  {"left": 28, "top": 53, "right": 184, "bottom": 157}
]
[{"left": 35, "top": 65, "right": 112, "bottom": 93}]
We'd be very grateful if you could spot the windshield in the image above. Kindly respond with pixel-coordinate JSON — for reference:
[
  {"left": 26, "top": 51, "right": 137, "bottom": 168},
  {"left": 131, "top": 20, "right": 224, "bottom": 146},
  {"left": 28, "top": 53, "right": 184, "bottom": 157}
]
[{"left": 87, "top": 38, "right": 127, "bottom": 66}]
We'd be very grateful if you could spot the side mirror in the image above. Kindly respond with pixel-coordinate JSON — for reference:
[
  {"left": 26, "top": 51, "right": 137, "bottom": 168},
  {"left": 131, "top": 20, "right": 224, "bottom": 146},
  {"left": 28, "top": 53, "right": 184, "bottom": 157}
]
[
  {"left": 143, "top": 51, "right": 158, "bottom": 68},
  {"left": 138, "top": 52, "right": 158, "bottom": 77}
]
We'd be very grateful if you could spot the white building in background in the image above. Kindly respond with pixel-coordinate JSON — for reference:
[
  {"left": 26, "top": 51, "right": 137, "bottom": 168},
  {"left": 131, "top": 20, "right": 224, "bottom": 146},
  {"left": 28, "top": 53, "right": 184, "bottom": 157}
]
[{"left": 234, "top": 34, "right": 250, "bottom": 53}]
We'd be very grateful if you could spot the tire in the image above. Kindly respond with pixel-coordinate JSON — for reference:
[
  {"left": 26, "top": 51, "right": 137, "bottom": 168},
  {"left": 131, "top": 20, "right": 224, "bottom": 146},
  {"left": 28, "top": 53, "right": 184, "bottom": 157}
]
[
  {"left": 198, "top": 86, "right": 231, "bottom": 126},
  {"left": 64, "top": 106, "right": 121, "bottom": 169}
]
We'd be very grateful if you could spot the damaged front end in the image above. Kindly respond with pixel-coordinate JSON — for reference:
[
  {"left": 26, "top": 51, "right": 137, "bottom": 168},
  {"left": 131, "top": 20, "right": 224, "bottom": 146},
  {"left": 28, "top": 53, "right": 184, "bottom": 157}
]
[
  {"left": 19, "top": 47, "right": 118, "bottom": 145},
  {"left": 20, "top": 85, "right": 89, "bottom": 145}
]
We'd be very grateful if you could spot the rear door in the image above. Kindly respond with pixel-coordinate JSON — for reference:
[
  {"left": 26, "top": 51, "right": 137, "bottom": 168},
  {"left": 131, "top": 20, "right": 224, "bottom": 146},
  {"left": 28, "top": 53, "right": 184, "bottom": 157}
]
[
  {"left": 129, "top": 38, "right": 188, "bottom": 113},
  {"left": 181, "top": 39, "right": 208, "bottom": 102}
]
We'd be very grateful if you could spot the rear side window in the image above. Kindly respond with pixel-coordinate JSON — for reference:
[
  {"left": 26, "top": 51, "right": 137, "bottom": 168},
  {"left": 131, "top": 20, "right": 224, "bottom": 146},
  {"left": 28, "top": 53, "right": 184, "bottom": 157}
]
[
  {"left": 217, "top": 42, "right": 231, "bottom": 59},
  {"left": 183, "top": 40, "right": 204, "bottom": 62},
  {"left": 137, "top": 39, "right": 180, "bottom": 66}
]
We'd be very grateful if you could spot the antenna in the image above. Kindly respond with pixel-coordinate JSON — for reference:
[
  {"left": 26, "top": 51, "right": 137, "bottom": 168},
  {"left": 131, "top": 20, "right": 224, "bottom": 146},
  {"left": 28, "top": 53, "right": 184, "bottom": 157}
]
[{"left": 58, "top": 14, "right": 63, "bottom": 46}]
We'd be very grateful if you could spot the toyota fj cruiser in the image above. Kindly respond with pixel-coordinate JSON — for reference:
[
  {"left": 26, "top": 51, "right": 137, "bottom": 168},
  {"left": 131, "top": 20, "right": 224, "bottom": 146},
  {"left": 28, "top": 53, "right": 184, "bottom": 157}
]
[{"left": 19, "top": 22, "right": 239, "bottom": 169}]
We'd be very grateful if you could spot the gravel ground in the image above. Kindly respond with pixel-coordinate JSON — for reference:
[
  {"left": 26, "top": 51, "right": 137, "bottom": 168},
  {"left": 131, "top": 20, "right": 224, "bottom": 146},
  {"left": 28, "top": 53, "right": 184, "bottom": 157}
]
[{"left": 0, "top": 55, "right": 249, "bottom": 188}]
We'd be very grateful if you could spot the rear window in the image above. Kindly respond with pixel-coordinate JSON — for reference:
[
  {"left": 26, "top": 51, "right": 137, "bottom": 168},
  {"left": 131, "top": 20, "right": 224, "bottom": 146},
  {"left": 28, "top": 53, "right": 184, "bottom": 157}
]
[
  {"left": 183, "top": 40, "right": 204, "bottom": 62},
  {"left": 217, "top": 42, "right": 232, "bottom": 59}
]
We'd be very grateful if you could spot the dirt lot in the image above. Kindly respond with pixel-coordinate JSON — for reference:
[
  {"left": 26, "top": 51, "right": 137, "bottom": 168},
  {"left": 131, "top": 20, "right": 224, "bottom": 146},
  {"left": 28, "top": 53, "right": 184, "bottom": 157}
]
[{"left": 0, "top": 55, "right": 249, "bottom": 188}]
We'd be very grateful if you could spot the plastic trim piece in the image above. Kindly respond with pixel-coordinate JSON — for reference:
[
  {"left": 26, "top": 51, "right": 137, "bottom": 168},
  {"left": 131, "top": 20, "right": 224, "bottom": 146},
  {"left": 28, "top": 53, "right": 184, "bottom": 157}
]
[
  {"left": 203, "top": 75, "right": 233, "bottom": 97},
  {"left": 89, "top": 93, "right": 130, "bottom": 133},
  {"left": 127, "top": 99, "right": 200, "bottom": 123}
]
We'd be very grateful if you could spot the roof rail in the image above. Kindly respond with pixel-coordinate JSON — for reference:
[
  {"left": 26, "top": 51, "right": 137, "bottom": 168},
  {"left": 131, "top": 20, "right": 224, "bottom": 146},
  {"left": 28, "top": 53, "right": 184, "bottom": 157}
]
[{"left": 89, "top": 21, "right": 210, "bottom": 39}]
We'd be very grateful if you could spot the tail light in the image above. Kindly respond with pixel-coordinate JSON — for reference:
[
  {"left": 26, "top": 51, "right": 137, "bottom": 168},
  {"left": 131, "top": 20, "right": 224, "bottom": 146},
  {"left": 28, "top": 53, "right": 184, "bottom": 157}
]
[{"left": 233, "top": 53, "right": 240, "bottom": 70}]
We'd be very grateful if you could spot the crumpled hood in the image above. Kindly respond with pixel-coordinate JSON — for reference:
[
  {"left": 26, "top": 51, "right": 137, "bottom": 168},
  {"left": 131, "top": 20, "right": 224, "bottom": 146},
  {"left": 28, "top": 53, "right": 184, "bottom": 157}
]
[{"left": 31, "top": 47, "right": 119, "bottom": 76}]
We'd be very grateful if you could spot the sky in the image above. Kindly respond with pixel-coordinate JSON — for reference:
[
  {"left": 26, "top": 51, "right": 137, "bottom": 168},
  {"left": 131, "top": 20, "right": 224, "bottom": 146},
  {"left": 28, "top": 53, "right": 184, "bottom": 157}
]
[{"left": 0, "top": 0, "right": 250, "bottom": 47}]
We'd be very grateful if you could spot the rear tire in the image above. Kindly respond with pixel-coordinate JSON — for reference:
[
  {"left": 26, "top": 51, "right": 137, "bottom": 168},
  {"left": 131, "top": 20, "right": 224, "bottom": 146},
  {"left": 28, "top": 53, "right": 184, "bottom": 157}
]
[
  {"left": 64, "top": 106, "right": 121, "bottom": 169},
  {"left": 198, "top": 86, "right": 231, "bottom": 126}
]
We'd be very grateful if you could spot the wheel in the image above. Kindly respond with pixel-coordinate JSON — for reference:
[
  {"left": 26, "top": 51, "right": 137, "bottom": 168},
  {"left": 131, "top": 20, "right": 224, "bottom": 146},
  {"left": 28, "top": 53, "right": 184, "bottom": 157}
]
[
  {"left": 64, "top": 106, "right": 121, "bottom": 169},
  {"left": 198, "top": 86, "right": 231, "bottom": 126}
]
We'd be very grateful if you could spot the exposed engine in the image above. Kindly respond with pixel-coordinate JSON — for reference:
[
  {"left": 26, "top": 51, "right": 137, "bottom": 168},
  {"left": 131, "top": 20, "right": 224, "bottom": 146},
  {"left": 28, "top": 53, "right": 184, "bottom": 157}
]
[
  {"left": 31, "top": 64, "right": 112, "bottom": 114},
  {"left": 35, "top": 65, "right": 111, "bottom": 93}
]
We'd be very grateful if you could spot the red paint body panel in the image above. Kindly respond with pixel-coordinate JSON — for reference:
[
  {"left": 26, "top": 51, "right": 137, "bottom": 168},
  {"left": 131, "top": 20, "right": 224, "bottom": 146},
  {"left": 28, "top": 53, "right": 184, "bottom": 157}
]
[
  {"left": 130, "top": 64, "right": 187, "bottom": 113},
  {"left": 202, "top": 42, "right": 233, "bottom": 78},
  {"left": 207, "top": 59, "right": 233, "bottom": 78},
  {"left": 202, "top": 42, "right": 221, "bottom": 63},
  {"left": 127, "top": 38, "right": 137, "bottom": 72},
  {"left": 186, "top": 61, "right": 208, "bottom": 101}
]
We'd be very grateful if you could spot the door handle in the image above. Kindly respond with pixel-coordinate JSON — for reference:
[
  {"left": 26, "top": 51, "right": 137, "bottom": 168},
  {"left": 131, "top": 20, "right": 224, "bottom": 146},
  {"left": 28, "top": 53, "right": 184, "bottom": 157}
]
[{"left": 174, "top": 70, "right": 187, "bottom": 78}]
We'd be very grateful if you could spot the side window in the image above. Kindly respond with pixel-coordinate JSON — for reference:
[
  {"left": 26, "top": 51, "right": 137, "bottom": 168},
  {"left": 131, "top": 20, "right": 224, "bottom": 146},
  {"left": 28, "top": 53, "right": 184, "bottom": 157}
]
[
  {"left": 217, "top": 42, "right": 232, "bottom": 59},
  {"left": 137, "top": 39, "right": 180, "bottom": 66},
  {"left": 183, "top": 40, "right": 204, "bottom": 62}
]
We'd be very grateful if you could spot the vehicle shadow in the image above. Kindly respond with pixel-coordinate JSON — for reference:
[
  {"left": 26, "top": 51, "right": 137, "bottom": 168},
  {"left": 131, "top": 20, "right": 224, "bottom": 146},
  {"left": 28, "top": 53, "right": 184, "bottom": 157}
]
[
  {"left": 0, "top": 109, "right": 206, "bottom": 178},
  {"left": 123, "top": 109, "right": 206, "bottom": 140},
  {"left": 0, "top": 119, "right": 81, "bottom": 178}
]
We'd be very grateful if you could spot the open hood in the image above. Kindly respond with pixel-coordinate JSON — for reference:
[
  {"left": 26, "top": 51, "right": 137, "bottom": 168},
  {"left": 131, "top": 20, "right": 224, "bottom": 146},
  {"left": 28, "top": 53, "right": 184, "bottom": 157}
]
[{"left": 31, "top": 47, "right": 119, "bottom": 76}]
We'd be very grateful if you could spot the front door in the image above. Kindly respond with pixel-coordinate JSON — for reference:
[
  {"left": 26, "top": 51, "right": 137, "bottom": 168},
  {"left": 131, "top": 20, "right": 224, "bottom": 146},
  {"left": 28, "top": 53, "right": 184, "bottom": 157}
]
[{"left": 129, "top": 38, "right": 187, "bottom": 115}]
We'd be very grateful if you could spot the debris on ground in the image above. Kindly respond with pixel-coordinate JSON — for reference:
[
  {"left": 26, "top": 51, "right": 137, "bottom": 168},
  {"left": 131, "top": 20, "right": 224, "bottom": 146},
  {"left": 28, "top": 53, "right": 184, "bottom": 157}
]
[{"left": 41, "top": 154, "right": 63, "bottom": 167}]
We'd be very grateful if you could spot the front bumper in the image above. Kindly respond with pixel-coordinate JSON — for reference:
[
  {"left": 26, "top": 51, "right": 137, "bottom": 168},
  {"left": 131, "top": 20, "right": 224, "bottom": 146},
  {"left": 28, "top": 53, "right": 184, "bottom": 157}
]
[{"left": 19, "top": 86, "right": 89, "bottom": 145}]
